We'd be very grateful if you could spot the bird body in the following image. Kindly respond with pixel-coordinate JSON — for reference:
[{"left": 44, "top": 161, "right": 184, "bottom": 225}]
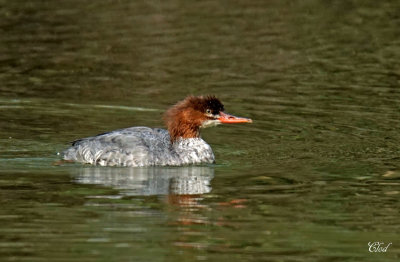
[{"left": 63, "top": 96, "right": 251, "bottom": 167}]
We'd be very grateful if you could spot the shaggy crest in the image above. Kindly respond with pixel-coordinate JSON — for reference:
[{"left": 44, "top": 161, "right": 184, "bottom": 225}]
[{"left": 164, "top": 95, "right": 224, "bottom": 142}]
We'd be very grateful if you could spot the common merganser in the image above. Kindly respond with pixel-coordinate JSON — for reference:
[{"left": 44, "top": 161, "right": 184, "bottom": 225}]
[{"left": 63, "top": 95, "right": 252, "bottom": 167}]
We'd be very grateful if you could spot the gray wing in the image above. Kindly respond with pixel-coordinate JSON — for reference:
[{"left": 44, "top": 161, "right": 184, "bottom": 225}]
[{"left": 63, "top": 127, "right": 171, "bottom": 166}]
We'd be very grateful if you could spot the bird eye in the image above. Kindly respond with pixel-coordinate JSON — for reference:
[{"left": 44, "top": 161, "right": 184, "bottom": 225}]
[{"left": 206, "top": 109, "right": 212, "bottom": 114}]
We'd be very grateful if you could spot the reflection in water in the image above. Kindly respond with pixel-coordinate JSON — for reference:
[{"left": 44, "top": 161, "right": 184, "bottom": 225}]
[
  {"left": 74, "top": 166, "right": 214, "bottom": 196},
  {"left": 74, "top": 165, "right": 216, "bottom": 233}
]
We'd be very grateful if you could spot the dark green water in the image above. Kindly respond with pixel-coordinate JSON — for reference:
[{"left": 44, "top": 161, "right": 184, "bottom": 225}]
[{"left": 1, "top": 0, "right": 400, "bottom": 261}]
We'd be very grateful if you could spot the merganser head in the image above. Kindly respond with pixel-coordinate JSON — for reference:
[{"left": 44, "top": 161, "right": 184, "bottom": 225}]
[{"left": 164, "top": 95, "right": 252, "bottom": 142}]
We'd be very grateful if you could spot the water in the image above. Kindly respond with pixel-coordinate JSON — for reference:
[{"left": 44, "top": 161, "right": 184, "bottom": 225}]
[{"left": 1, "top": 0, "right": 400, "bottom": 261}]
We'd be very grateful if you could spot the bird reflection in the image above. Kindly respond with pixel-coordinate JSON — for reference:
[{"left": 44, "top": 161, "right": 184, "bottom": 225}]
[
  {"left": 72, "top": 165, "right": 245, "bottom": 250},
  {"left": 74, "top": 165, "right": 214, "bottom": 196}
]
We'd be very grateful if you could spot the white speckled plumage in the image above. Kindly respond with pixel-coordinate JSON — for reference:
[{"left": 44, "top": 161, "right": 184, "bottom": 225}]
[{"left": 63, "top": 127, "right": 215, "bottom": 167}]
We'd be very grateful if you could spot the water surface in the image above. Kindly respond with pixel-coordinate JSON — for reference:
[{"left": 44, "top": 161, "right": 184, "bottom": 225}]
[{"left": 1, "top": 0, "right": 400, "bottom": 261}]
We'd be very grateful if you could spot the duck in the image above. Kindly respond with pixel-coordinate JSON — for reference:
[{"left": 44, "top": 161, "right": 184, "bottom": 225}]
[{"left": 62, "top": 95, "right": 252, "bottom": 166}]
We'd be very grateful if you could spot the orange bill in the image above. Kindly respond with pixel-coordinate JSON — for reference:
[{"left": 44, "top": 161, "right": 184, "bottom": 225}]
[{"left": 218, "top": 112, "right": 252, "bottom": 124}]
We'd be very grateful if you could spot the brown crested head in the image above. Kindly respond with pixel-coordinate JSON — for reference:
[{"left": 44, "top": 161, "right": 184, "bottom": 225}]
[
  {"left": 164, "top": 95, "right": 252, "bottom": 143},
  {"left": 163, "top": 95, "right": 224, "bottom": 142}
]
